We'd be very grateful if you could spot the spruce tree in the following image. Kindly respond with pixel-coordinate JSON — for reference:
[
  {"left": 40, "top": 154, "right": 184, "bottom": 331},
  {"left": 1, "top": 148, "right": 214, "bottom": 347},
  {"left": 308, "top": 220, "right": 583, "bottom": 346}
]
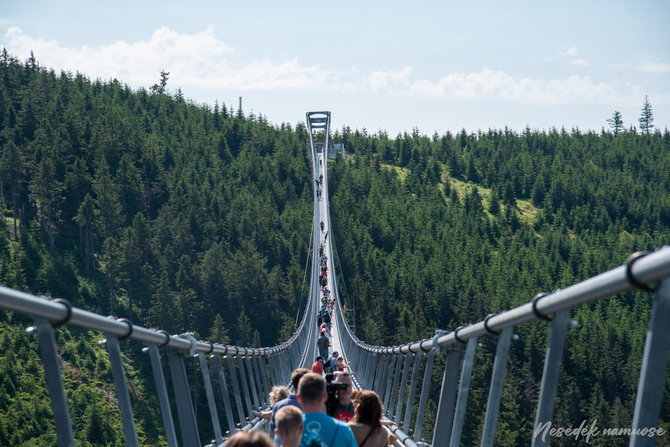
[
  {"left": 638, "top": 95, "right": 654, "bottom": 135},
  {"left": 607, "top": 110, "right": 624, "bottom": 135}
]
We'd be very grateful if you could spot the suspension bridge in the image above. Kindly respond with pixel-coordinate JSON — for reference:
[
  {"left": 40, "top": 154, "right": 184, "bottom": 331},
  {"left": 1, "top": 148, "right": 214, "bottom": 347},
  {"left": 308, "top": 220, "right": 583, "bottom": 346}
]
[{"left": 1, "top": 112, "right": 670, "bottom": 447}]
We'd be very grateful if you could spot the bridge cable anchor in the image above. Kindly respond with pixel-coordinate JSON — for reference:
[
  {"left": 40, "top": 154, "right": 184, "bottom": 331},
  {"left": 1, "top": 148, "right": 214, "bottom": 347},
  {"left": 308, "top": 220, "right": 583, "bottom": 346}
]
[
  {"left": 625, "top": 251, "right": 656, "bottom": 293},
  {"left": 180, "top": 332, "right": 198, "bottom": 357}
]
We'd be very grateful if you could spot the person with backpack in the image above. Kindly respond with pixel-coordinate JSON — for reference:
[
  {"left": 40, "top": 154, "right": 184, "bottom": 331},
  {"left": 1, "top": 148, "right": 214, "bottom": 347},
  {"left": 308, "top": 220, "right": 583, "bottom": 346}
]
[
  {"left": 296, "top": 373, "right": 357, "bottom": 447},
  {"left": 317, "top": 330, "right": 329, "bottom": 361}
]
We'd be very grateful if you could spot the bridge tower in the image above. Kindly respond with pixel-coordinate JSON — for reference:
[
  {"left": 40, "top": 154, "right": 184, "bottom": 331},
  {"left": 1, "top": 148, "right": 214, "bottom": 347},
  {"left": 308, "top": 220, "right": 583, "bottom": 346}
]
[{"left": 306, "top": 111, "right": 331, "bottom": 159}]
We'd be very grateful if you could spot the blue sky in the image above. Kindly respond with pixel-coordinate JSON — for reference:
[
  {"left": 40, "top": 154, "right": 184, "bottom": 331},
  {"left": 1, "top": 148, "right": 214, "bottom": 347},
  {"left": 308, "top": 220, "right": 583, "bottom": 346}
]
[{"left": 2, "top": 0, "right": 669, "bottom": 136}]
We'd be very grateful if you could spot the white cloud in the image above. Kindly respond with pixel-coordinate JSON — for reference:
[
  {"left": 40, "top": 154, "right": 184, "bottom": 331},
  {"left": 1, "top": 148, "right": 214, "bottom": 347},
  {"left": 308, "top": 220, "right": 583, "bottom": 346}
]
[
  {"left": 402, "top": 67, "right": 646, "bottom": 105},
  {"left": 363, "top": 66, "right": 413, "bottom": 93},
  {"left": 2, "top": 27, "right": 662, "bottom": 106},
  {"left": 1, "top": 26, "right": 338, "bottom": 91},
  {"left": 559, "top": 46, "right": 588, "bottom": 66}
]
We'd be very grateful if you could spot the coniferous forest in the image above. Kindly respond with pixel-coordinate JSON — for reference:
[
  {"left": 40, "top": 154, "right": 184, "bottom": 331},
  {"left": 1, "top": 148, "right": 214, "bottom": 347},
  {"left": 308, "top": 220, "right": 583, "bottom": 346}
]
[{"left": 1, "top": 51, "right": 670, "bottom": 445}]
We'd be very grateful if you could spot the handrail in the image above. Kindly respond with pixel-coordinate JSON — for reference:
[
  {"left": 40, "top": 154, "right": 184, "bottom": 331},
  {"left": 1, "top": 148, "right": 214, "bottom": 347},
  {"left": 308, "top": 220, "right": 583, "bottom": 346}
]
[
  {"left": 343, "top": 247, "right": 670, "bottom": 355},
  {"left": 332, "top": 245, "right": 670, "bottom": 446},
  {"left": 0, "top": 285, "right": 287, "bottom": 357}
]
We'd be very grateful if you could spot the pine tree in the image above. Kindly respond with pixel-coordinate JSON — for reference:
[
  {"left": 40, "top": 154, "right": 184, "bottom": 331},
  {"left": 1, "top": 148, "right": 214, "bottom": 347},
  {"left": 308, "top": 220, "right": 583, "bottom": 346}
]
[
  {"left": 638, "top": 95, "right": 654, "bottom": 135},
  {"left": 606, "top": 111, "right": 624, "bottom": 135},
  {"left": 209, "top": 314, "right": 230, "bottom": 345},
  {"left": 0, "top": 138, "right": 25, "bottom": 238}
]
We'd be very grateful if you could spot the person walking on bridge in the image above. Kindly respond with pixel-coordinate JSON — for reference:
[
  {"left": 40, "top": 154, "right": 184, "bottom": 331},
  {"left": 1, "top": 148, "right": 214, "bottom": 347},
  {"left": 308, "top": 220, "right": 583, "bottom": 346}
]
[
  {"left": 317, "top": 330, "right": 330, "bottom": 362},
  {"left": 312, "top": 356, "right": 324, "bottom": 375},
  {"left": 296, "top": 373, "right": 357, "bottom": 447},
  {"left": 348, "top": 390, "right": 394, "bottom": 447},
  {"left": 271, "top": 368, "right": 310, "bottom": 435},
  {"left": 328, "top": 371, "right": 355, "bottom": 422}
]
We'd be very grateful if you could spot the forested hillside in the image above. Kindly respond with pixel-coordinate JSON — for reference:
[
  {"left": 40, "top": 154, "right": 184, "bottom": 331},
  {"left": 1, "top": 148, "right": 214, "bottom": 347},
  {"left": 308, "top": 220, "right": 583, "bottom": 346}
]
[
  {"left": 1, "top": 48, "right": 669, "bottom": 446},
  {"left": 327, "top": 126, "right": 670, "bottom": 445},
  {"left": 0, "top": 51, "right": 312, "bottom": 445}
]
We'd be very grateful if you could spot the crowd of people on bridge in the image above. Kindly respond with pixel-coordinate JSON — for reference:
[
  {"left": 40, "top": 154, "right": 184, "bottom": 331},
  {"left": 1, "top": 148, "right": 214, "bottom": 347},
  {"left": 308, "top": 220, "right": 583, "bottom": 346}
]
[{"left": 228, "top": 367, "right": 396, "bottom": 447}]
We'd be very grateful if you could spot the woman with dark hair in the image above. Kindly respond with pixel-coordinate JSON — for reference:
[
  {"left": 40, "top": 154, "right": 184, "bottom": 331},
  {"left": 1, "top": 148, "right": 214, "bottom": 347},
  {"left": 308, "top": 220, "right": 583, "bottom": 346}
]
[{"left": 347, "top": 390, "right": 392, "bottom": 446}]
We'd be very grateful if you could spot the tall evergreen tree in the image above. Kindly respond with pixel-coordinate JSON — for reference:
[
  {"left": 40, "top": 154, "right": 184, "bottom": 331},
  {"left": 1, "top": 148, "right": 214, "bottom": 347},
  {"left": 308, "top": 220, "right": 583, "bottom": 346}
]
[
  {"left": 607, "top": 110, "right": 624, "bottom": 135},
  {"left": 638, "top": 95, "right": 654, "bottom": 135}
]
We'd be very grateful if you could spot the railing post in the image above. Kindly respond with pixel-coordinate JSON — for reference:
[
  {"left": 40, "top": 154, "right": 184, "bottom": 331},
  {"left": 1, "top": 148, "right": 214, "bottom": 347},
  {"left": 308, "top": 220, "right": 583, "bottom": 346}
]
[
  {"left": 197, "top": 352, "right": 223, "bottom": 444},
  {"left": 147, "top": 343, "right": 178, "bottom": 447},
  {"left": 630, "top": 279, "right": 670, "bottom": 447},
  {"left": 394, "top": 353, "right": 412, "bottom": 424},
  {"left": 413, "top": 348, "right": 436, "bottom": 441},
  {"left": 273, "top": 353, "right": 281, "bottom": 385},
  {"left": 104, "top": 332, "right": 139, "bottom": 447},
  {"left": 237, "top": 355, "right": 254, "bottom": 415},
  {"left": 269, "top": 354, "right": 280, "bottom": 386},
  {"left": 403, "top": 351, "right": 423, "bottom": 431},
  {"left": 448, "top": 337, "right": 477, "bottom": 447},
  {"left": 226, "top": 354, "right": 246, "bottom": 424},
  {"left": 167, "top": 349, "right": 201, "bottom": 446},
  {"left": 362, "top": 350, "right": 372, "bottom": 388},
  {"left": 387, "top": 355, "right": 403, "bottom": 417},
  {"left": 33, "top": 317, "right": 75, "bottom": 447},
  {"left": 531, "top": 310, "right": 570, "bottom": 447},
  {"left": 381, "top": 355, "right": 395, "bottom": 410},
  {"left": 366, "top": 351, "right": 375, "bottom": 389},
  {"left": 245, "top": 356, "right": 261, "bottom": 409},
  {"left": 429, "top": 343, "right": 464, "bottom": 447},
  {"left": 279, "top": 351, "right": 290, "bottom": 385},
  {"left": 480, "top": 326, "right": 514, "bottom": 447},
  {"left": 258, "top": 356, "right": 272, "bottom": 407},
  {"left": 213, "top": 353, "right": 237, "bottom": 434},
  {"left": 371, "top": 353, "right": 383, "bottom": 391},
  {"left": 354, "top": 348, "right": 363, "bottom": 383}
]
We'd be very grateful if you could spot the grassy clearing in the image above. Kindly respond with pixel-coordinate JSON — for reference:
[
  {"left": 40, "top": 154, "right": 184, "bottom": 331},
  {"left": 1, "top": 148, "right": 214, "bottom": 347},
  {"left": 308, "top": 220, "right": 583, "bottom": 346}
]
[{"left": 383, "top": 162, "right": 540, "bottom": 224}]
